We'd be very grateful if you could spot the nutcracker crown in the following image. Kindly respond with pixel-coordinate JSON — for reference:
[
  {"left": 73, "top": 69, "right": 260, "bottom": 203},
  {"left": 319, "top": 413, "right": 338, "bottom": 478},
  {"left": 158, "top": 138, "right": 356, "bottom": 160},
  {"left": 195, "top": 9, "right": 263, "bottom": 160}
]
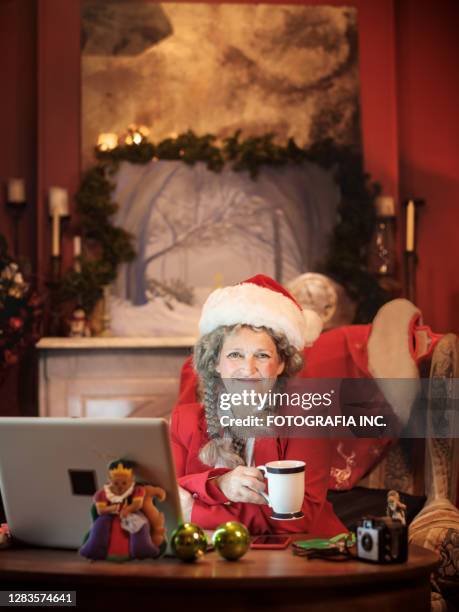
[{"left": 108, "top": 461, "right": 134, "bottom": 479}]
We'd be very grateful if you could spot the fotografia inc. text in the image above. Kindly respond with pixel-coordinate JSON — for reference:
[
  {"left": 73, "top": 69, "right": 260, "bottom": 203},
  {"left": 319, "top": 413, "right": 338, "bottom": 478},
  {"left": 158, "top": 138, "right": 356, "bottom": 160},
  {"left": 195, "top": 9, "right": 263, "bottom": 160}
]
[{"left": 219, "top": 414, "right": 387, "bottom": 428}]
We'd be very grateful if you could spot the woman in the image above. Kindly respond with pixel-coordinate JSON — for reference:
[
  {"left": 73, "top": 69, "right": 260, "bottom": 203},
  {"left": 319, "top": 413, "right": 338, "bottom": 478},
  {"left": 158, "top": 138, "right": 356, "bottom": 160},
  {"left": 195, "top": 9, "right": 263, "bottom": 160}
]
[{"left": 170, "top": 275, "right": 346, "bottom": 536}]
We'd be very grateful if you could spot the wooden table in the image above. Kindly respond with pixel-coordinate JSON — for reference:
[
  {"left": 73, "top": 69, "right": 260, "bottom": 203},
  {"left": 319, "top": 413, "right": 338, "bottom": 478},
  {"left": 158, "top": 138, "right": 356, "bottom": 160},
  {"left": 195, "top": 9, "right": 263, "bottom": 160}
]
[{"left": 0, "top": 543, "right": 438, "bottom": 611}]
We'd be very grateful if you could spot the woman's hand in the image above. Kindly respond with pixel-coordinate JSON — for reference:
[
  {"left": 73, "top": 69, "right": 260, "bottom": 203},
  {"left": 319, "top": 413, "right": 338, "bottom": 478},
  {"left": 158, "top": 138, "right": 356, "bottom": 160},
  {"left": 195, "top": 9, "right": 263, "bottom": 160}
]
[
  {"left": 178, "top": 485, "right": 194, "bottom": 522},
  {"left": 215, "top": 466, "right": 266, "bottom": 504}
]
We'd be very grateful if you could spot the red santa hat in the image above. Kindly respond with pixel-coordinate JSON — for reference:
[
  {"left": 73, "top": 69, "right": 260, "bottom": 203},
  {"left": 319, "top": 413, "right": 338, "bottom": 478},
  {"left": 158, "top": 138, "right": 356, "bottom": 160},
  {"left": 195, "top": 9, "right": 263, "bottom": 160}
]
[{"left": 198, "top": 274, "right": 323, "bottom": 350}]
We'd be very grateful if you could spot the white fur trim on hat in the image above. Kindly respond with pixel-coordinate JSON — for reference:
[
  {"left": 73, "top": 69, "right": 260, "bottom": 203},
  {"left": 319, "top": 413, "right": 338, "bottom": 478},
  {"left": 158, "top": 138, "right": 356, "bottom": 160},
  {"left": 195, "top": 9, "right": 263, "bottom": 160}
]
[
  {"left": 199, "top": 283, "right": 323, "bottom": 350},
  {"left": 303, "top": 309, "right": 324, "bottom": 347}
]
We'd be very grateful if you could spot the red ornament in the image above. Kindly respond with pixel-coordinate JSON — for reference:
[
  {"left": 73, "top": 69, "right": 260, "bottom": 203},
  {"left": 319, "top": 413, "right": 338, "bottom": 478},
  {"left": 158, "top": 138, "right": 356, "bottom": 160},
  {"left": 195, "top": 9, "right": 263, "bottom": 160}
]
[{"left": 9, "top": 317, "right": 23, "bottom": 331}]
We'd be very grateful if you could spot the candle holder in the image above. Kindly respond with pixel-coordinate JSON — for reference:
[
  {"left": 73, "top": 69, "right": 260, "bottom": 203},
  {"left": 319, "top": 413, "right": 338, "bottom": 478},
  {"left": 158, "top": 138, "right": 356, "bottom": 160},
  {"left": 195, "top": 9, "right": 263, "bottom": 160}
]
[
  {"left": 47, "top": 207, "right": 70, "bottom": 336},
  {"left": 6, "top": 200, "right": 27, "bottom": 257},
  {"left": 368, "top": 214, "right": 397, "bottom": 277},
  {"left": 50, "top": 255, "right": 61, "bottom": 284},
  {"left": 402, "top": 199, "right": 425, "bottom": 303},
  {"left": 46, "top": 258, "right": 63, "bottom": 337},
  {"left": 100, "top": 284, "right": 114, "bottom": 337},
  {"left": 48, "top": 212, "right": 70, "bottom": 268},
  {"left": 367, "top": 196, "right": 401, "bottom": 297},
  {"left": 403, "top": 251, "right": 418, "bottom": 304}
]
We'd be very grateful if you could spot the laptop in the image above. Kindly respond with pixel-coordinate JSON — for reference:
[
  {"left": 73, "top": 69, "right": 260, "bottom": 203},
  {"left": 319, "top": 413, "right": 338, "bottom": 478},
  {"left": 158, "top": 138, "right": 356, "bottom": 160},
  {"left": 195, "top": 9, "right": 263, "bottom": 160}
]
[{"left": 0, "top": 417, "right": 182, "bottom": 550}]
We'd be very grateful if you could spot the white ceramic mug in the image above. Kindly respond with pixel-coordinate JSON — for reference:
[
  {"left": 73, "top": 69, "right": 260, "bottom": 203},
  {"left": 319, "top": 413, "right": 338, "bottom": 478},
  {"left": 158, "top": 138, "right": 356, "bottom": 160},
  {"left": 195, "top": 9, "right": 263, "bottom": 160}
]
[{"left": 257, "top": 460, "right": 305, "bottom": 520}]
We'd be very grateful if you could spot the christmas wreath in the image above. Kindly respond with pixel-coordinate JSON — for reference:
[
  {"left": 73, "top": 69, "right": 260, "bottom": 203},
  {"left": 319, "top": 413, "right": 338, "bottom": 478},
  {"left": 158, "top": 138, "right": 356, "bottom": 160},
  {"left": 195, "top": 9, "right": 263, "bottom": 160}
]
[{"left": 0, "top": 234, "right": 43, "bottom": 369}]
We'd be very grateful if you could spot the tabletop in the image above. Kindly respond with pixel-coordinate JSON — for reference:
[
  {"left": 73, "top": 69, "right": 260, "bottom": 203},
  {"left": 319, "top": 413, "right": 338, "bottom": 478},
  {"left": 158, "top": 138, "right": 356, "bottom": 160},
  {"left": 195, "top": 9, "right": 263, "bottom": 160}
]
[
  {"left": 0, "top": 542, "right": 439, "bottom": 589},
  {"left": 0, "top": 540, "right": 440, "bottom": 612}
]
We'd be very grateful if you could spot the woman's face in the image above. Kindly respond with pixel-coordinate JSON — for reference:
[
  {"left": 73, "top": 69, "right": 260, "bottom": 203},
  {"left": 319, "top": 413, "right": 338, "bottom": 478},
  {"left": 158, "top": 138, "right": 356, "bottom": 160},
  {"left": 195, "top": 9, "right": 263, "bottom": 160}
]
[{"left": 216, "top": 326, "right": 285, "bottom": 381}]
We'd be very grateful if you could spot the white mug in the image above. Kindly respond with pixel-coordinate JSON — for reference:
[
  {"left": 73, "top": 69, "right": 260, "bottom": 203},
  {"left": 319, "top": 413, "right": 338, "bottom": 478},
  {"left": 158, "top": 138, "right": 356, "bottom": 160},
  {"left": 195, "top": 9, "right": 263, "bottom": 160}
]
[{"left": 257, "top": 460, "right": 305, "bottom": 520}]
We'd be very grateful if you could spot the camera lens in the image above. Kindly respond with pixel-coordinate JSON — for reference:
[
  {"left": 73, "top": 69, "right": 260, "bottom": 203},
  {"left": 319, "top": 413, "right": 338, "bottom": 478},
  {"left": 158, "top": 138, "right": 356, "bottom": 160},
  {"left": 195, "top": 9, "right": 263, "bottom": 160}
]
[{"left": 361, "top": 533, "right": 373, "bottom": 552}]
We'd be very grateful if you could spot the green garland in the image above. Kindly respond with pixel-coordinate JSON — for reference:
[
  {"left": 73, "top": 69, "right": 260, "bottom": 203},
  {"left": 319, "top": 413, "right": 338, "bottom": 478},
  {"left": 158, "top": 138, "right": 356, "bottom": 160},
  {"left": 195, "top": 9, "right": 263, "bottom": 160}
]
[
  {"left": 54, "top": 165, "right": 136, "bottom": 313},
  {"left": 55, "top": 130, "right": 388, "bottom": 322}
]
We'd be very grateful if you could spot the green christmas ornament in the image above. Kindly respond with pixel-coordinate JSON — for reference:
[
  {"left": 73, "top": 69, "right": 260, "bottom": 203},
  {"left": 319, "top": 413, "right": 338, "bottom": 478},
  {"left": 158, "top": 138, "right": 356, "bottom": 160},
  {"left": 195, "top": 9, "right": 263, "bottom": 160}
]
[
  {"left": 171, "top": 523, "right": 207, "bottom": 562},
  {"left": 212, "top": 521, "right": 250, "bottom": 561}
]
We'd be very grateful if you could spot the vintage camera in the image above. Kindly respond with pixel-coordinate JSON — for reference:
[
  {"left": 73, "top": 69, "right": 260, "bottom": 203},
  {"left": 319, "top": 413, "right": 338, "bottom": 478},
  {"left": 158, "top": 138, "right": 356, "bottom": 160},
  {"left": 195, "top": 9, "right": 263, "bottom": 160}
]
[{"left": 356, "top": 516, "right": 408, "bottom": 563}]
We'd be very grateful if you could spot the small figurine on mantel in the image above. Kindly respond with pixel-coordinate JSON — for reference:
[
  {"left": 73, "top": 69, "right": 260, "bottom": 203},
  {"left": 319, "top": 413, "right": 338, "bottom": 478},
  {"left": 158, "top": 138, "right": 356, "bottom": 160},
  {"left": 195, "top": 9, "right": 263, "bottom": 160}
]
[
  {"left": 69, "top": 305, "right": 91, "bottom": 338},
  {"left": 79, "top": 459, "right": 166, "bottom": 562},
  {"left": 386, "top": 490, "right": 407, "bottom": 525}
]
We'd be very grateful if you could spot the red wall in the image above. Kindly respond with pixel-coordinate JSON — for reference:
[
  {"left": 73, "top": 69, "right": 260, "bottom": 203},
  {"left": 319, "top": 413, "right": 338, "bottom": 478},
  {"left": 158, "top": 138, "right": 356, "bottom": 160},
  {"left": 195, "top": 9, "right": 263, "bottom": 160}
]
[
  {"left": 0, "top": 0, "right": 37, "bottom": 416},
  {"left": 396, "top": 0, "right": 459, "bottom": 332},
  {"left": 0, "top": 0, "right": 37, "bottom": 264}
]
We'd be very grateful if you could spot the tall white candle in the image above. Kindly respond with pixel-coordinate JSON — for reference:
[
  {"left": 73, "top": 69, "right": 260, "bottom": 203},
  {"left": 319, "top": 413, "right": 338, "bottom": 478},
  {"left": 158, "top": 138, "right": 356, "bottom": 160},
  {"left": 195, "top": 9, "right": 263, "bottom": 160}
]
[
  {"left": 52, "top": 210, "right": 60, "bottom": 257},
  {"left": 7, "top": 178, "right": 26, "bottom": 203},
  {"left": 406, "top": 200, "right": 415, "bottom": 252},
  {"left": 49, "top": 187, "right": 69, "bottom": 217}
]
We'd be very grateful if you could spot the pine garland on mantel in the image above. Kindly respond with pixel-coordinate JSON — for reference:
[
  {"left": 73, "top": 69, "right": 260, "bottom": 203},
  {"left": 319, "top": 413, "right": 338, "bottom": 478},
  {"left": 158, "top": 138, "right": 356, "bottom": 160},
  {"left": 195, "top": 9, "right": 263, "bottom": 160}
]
[{"left": 55, "top": 130, "right": 389, "bottom": 322}]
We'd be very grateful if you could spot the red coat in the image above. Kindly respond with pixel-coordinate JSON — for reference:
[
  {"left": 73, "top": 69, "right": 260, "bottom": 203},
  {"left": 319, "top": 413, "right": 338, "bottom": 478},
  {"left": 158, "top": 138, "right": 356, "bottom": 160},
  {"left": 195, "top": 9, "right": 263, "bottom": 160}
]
[{"left": 170, "top": 401, "right": 347, "bottom": 537}]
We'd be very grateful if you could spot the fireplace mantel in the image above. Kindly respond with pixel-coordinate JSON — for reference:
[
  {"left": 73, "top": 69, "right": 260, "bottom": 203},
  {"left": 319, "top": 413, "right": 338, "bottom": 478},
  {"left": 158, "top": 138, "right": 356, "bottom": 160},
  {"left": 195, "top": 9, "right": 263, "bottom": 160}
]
[
  {"left": 37, "top": 337, "right": 196, "bottom": 350},
  {"left": 37, "top": 337, "right": 195, "bottom": 418}
]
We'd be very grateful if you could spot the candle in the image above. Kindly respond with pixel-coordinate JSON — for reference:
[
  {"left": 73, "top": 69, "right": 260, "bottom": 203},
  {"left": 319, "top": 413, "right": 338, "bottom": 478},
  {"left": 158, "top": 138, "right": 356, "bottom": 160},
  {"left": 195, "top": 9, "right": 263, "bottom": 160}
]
[
  {"left": 7, "top": 178, "right": 26, "bottom": 203},
  {"left": 375, "top": 196, "right": 395, "bottom": 217},
  {"left": 97, "top": 133, "right": 118, "bottom": 151},
  {"left": 406, "top": 200, "right": 415, "bottom": 252},
  {"left": 49, "top": 187, "right": 69, "bottom": 217},
  {"left": 51, "top": 210, "right": 60, "bottom": 257},
  {"left": 73, "top": 236, "right": 82, "bottom": 272},
  {"left": 73, "top": 236, "right": 82, "bottom": 257}
]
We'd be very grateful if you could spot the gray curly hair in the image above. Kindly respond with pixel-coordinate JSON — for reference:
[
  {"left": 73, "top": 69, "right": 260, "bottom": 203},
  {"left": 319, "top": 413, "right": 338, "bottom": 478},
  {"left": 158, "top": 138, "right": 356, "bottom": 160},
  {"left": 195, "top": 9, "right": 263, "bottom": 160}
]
[{"left": 193, "top": 324, "right": 303, "bottom": 469}]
